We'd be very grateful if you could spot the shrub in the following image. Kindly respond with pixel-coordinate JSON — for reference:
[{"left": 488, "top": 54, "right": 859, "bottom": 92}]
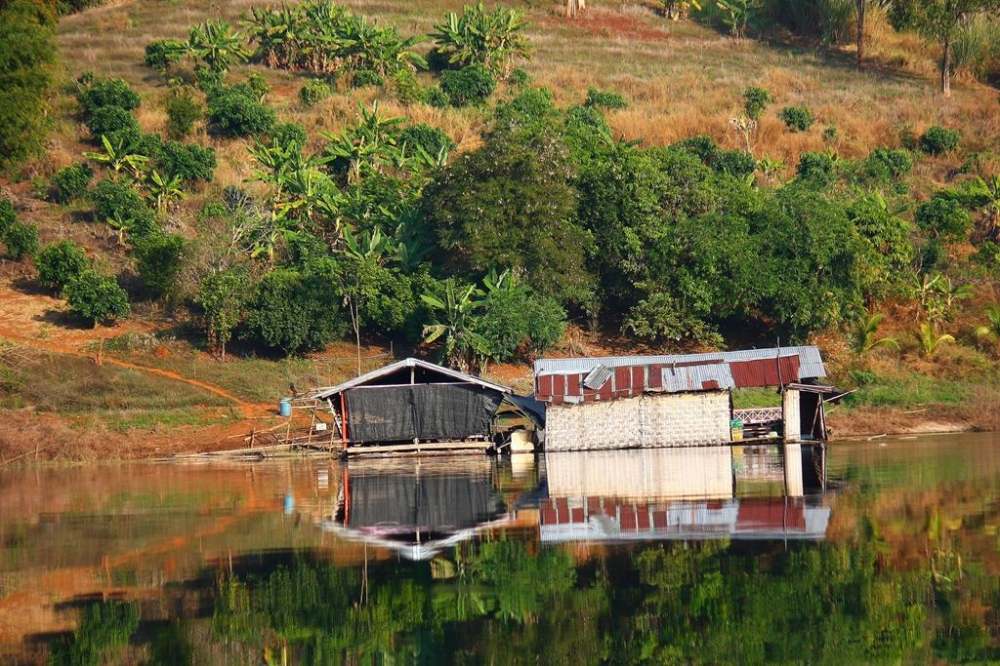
[
  {"left": 0, "top": 197, "right": 16, "bottom": 236},
  {"left": 77, "top": 77, "right": 140, "bottom": 117},
  {"left": 743, "top": 86, "right": 771, "bottom": 119},
  {"left": 241, "top": 267, "right": 346, "bottom": 354},
  {"left": 165, "top": 92, "right": 202, "bottom": 140},
  {"left": 299, "top": 78, "right": 331, "bottom": 108},
  {"left": 2, "top": 220, "right": 39, "bottom": 260},
  {"left": 585, "top": 87, "right": 627, "bottom": 109},
  {"left": 391, "top": 69, "right": 422, "bottom": 105},
  {"left": 86, "top": 105, "right": 140, "bottom": 143},
  {"left": 508, "top": 68, "right": 531, "bottom": 87},
  {"left": 157, "top": 141, "right": 216, "bottom": 182},
  {"left": 207, "top": 87, "right": 276, "bottom": 138},
  {"left": 716, "top": 149, "right": 756, "bottom": 179},
  {"left": 920, "top": 125, "right": 961, "bottom": 155},
  {"left": 51, "top": 163, "right": 93, "bottom": 203},
  {"left": 916, "top": 196, "right": 972, "bottom": 241},
  {"left": 269, "top": 122, "right": 307, "bottom": 150},
  {"left": 351, "top": 69, "right": 383, "bottom": 88},
  {"left": 796, "top": 151, "right": 836, "bottom": 185},
  {"left": 65, "top": 270, "right": 130, "bottom": 326},
  {"left": 779, "top": 105, "right": 815, "bottom": 131},
  {"left": 91, "top": 179, "right": 158, "bottom": 241},
  {"left": 398, "top": 123, "right": 456, "bottom": 159},
  {"left": 195, "top": 66, "right": 226, "bottom": 94},
  {"left": 671, "top": 135, "right": 719, "bottom": 164},
  {"left": 863, "top": 147, "right": 913, "bottom": 182},
  {"left": 133, "top": 232, "right": 185, "bottom": 300},
  {"left": 440, "top": 64, "right": 496, "bottom": 107},
  {"left": 36, "top": 240, "right": 87, "bottom": 291},
  {"left": 422, "top": 86, "right": 450, "bottom": 108},
  {"left": 144, "top": 39, "right": 186, "bottom": 69}
]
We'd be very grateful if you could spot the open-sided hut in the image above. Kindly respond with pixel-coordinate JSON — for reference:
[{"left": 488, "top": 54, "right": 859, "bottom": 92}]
[
  {"left": 303, "top": 358, "right": 512, "bottom": 455},
  {"left": 534, "top": 347, "right": 837, "bottom": 451}
]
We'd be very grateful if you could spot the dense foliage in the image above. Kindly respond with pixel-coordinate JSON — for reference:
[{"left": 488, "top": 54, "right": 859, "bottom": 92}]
[{"left": 0, "top": 0, "right": 55, "bottom": 171}]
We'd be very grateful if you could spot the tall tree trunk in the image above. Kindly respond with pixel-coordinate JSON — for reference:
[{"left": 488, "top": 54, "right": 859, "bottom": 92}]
[
  {"left": 942, "top": 35, "right": 951, "bottom": 97},
  {"left": 856, "top": 0, "right": 866, "bottom": 69}
]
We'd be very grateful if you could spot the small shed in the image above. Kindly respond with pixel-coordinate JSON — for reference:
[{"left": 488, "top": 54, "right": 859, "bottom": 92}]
[{"left": 302, "top": 358, "right": 513, "bottom": 455}]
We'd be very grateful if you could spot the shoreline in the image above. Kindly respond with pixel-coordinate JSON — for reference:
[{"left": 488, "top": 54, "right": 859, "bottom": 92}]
[{"left": 0, "top": 403, "right": 986, "bottom": 467}]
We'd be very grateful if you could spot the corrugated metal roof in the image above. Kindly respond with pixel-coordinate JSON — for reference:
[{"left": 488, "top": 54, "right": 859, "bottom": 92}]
[
  {"left": 310, "top": 358, "right": 510, "bottom": 400},
  {"left": 535, "top": 346, "right": 826, "bottom": 380},
  {"left": 583, "top": 365, "right": 612, "bottom": 390},
  {"left": 661, "top": 363, "right": 735, "bottom": 393},
  {"left": 729, "top": 356, "right": 801, "bottom": 388}
]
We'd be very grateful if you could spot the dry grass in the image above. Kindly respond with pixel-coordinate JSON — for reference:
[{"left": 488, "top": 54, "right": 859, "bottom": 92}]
[{"left": 52, "top": 0, "right": 1000, "bottom": 176}]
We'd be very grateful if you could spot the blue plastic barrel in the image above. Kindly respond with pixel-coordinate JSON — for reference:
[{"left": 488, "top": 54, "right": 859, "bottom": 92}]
[{"left": 279, "top": 398, "right": 292, "bottom": 417}]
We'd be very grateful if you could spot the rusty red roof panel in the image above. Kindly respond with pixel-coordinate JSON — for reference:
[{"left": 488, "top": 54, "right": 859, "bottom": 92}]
[{"left": 729, "top": 356, "right": 800, "bottom": 388}]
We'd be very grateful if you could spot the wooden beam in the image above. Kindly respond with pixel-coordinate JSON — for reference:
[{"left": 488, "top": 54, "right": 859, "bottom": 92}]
[{"left": 344, "top": 441, "right": 492, "bottom": 456}]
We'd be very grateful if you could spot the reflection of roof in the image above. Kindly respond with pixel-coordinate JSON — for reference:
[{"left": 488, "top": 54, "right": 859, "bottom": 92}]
[
  {"left": 321, "top": 516, "right": 514, "bottom": 561},
  {"left": 534, "top": 347, "right": 825, "bottom": 404},
  {"left": 309, "top": 358, "right": 510, "bottom": 400},
  {"left": 538, "top": 497, "right": 830, "bottom": 543}
]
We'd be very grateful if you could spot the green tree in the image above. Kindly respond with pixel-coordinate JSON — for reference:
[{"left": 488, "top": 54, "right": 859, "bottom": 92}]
[
  {"left": 422, "top": 128, "right": 593, "bottom": 305},
  {"left": 2, "top": 220, "right": 39, "bottom": 261},
  {"left": 974, "top": 303, "right": 1000, "bottom": 349},
  {"left": 195, "top": 267, "right": 251, "bottom": 359},
  {"left": 918, "top": 320, "right": 955, "bottom": 356},
  {"left": 36, "top": 240, "right": 88, "bottom": 292},
  {"left": 476, "top": 269, "right": 567, "bottom": 361},
  {"left": 0, "top": 0, "right": 55, "bottom": 171},
  {"left": 134, "top": 233, "right": 185, "bottom": 301},
  {"left": 65, "top": 270, "right": 131, "bottom": 326},
  {"left": 889, "top": 0, "right": 1000, "bottom": 96}
]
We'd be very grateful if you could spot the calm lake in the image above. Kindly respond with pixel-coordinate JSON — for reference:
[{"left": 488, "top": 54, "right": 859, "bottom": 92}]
[{"left": 3, "top": 433, "right": 1000, "bottom": 664}]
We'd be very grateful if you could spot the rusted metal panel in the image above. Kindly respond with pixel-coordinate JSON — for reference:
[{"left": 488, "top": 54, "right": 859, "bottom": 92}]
[
  {"left": 632, "top": 366, "right": 645, "bottom": 390},
  {"left": 729, "top": 356, "right": 800, "bottom": 388},
  {"left": 567, "top": 374, "right": 581, "bottom": 397},
  {"left": 537, "top": 374, "right": 553, "bottom": 400},
  {"left": 702, "top": 380, "right": 720, "bottom": 390},
  {"left": 648, "top": 365, "right": 664, "bottom": 389},
  {"left": 534, "top": 346, "right": 826, "bottom": 380},
  {"left": 553, "top": 374, "right": 565, "bottom": 397},
  {"left": 614, "top": 367, "right": 631, "bottom": 392}
]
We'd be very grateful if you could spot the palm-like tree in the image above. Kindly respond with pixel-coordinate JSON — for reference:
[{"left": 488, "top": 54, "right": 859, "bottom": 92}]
[
  {"left": 975, "top": 304, "right": 1000, "bottom": 347},
  {"left": 84, "top": 135, "right": 149, "bottom": 180},
  {"left": 188, "top": 20, "right": 250, "bottom": 73},
  {"left": 850, "top": 312, "right": 900, "bottom": 355},
  {"left": 146, "top": 170, "right": 186, "bottom": 213},
  {"left": 918, "top": 322, "right": 955, "bottom": 358},
  {"left": 422, "top": 279, "right": 490, "bottom": 373},
  {"left": 431, "top": 3, "right": 531, "bottom": 78}
]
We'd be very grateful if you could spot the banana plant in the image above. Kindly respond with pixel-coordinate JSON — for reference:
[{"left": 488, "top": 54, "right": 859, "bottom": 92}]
[
  {"left": 918, "top": 322, "right": 954, "bottom": 358},
  {"left": 84, "top": 135, "right": 149, "bottom": 180},
  {"left": 188, "top": 20, "right": 250, "bottom": 73},
  {"left": 422, "top": 278, "right": 490, "bottom": 372},
  {"left": 146, "top": 170, "right": 186, "bottom": 213},
  {"left": 430, "top": 3, "right": 530, "bottom": 78}
]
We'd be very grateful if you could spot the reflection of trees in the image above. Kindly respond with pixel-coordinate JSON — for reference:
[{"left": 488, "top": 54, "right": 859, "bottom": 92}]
[{"left": 41, "top": 529, "right": 1000, "bottom": 663}]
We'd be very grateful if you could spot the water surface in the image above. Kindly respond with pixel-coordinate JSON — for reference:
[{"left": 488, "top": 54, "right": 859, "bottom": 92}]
[{"left": 3, "top": 433, "right": 1000, "bottom": 664}]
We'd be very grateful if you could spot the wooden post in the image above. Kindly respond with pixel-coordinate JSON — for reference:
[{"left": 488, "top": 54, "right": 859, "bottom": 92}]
[{"left": 340, "top": 392, "right": 349, "bottom": 450}]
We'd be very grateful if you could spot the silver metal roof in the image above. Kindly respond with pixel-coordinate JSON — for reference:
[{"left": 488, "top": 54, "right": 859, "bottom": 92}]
[
  {"left": 661, "top": 363, "right": 736, "bottom": 393},
  {"left": 309, "top": 358, "right": 510, "bottom": 400},
  {"left": 534, "top": 346, "right": 826, "bottom": 380}
]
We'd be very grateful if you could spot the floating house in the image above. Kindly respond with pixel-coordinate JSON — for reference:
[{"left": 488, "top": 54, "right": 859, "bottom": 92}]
[
  {"left": 292, "top": 358, "right": 541, "bottom": 456},
  {"left": 534, "top": 347, "right": 838, "bottom": 451}
]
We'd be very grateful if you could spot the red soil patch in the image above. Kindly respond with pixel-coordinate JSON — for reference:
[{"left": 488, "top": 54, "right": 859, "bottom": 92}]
[{"left": 539, "top": 7, "right": 673, "bottom": 42}]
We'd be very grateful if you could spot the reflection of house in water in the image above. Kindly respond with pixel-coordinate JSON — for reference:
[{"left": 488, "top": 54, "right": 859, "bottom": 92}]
[
  {"left": 323, "top": 458, "right": 516, "bottom": 560},
  {"left": 539, "top": 445, "right": 830, "bottom": 544}
]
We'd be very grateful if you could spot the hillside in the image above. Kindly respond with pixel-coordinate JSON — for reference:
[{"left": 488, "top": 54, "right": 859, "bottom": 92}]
[{"left": 2, "top": 0, "right": 1000, "bottom": 461}]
